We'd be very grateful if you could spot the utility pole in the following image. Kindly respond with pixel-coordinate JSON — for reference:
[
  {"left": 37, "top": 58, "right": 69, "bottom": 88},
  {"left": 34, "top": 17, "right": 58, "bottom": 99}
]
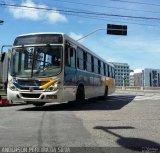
[{"left": 122, "top": 75, "right": 126, "bottom": 90}]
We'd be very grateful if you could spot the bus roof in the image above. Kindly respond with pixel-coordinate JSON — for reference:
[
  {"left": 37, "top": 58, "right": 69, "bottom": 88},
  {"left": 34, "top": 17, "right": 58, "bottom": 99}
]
[{"left": 15, "top": 32, "right": 114, "bottom": 68}]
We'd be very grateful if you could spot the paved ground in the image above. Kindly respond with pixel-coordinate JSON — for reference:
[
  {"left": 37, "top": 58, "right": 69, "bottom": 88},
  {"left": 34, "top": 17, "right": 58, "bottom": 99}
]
[{"left": 0, "top": 91, "right": 160, "bottom": 153}]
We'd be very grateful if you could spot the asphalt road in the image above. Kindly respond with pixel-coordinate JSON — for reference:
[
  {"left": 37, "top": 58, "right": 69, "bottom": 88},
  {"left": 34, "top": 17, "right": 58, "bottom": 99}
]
[{"left": 0, "top": 91, "right": 160, "bottom": 153}]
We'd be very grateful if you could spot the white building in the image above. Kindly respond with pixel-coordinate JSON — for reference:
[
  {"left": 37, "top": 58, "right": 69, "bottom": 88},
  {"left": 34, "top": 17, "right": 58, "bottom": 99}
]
[
  {"left": 129, "top": 68, "right": 160, "bottom": 87},
  {"left": 129, "top": 69, "right": 143, "bottom": 86},
  {"left": 144, "top": 68, "right": 160, "bottom": 87},
  {"left": 111, "top": 62, "right": 130, "bottom": 86}
]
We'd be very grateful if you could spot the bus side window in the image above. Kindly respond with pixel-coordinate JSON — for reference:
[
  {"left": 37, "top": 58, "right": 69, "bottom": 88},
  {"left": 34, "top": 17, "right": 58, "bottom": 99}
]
[
  {"left": 70, "top": 48, "right": 76, "bottom": 68},
  {"left": 105, "top": 64, "right": 109, "bottom": 77},
  {"left": 98, "top": 60, "right": 101, "bottom": 74},
  {"left": 86, "top": 53, "right": 92, "bottom": 72},
  {"left": 91, "top": 56, "right": 94, "bottom": 72},
  {"left": 100, "top": 61, "right": 104, "bottom": 75},
  {"left": 77, "top": 47, "right": 85, "bottom": 70},
  {"left": 109, "top": 66, "right": 112, "bottom": 78},
  {"left": 112, "top": 67, "right": 115, "bottom": 78},
  {"left": 65, "top": 43, "right": 76, "bottom": 68},
  {"left": 94, "top": 57, "right": 98, "bottom": 74},
  {"left": 65, "top": 43, "right": 69, "bottom": 66},
  {"left": 108, "top": 65, "right": 110, "bottom": 77},
  {"left": 104, "top": 63, "right": 106, "bottom": 76}
]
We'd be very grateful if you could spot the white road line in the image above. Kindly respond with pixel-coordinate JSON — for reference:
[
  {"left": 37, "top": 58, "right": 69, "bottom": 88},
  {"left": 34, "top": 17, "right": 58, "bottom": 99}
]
[{"left": 134, "top": 95, "right": 160, "bottom": 101}]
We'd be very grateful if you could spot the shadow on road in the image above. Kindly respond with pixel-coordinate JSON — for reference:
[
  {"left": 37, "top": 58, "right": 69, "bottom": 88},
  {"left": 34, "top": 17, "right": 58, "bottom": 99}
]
[
  {"left": 18, "top": 95, "right": 136, "bottom": 111},
  {"left": 94, "top": 126, "right": 160, "bottom": 152}
]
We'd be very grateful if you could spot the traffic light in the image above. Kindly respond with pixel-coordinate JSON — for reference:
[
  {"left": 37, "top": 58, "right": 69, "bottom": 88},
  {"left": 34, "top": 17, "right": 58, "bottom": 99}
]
[
  {"left": 107, "top": 24, "right": 127, "bottom": 36},
  {"left": 0, "top": 20, "right": 4, "bottom": 25}
]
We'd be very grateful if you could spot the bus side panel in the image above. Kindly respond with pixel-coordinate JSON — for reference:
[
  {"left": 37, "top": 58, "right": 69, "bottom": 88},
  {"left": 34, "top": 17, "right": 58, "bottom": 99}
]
[
  {"left": 63, "top": 66, "right": 77, "bottom": 102},
  {"left": 106, "top": 77, "right": 115, "bottom": 95},
  {"left": 76, "top": 70, "right": 105, "bottom": 99}
]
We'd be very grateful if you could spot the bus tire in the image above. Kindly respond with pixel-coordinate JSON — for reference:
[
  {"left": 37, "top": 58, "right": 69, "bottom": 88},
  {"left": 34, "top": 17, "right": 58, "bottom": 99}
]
[
  {"left": 103, "top": 86, "right": 108, "bottom": 99},
  {"left": 32, "top": 102, "right": 46, "bottom": 107},
  {"left": 76, "top": 85, "right": 85, "bottom": 102}
]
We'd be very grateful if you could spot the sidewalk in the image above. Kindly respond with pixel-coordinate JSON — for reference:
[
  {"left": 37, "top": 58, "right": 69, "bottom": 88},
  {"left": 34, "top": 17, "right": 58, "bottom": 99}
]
[{"left": 116, "top": 89, "right": 160, "bottom": 94}]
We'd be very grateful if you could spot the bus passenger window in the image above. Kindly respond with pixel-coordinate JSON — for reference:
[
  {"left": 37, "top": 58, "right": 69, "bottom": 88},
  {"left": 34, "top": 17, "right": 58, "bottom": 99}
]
[
  {"left": 91, "top": 56, "right": 94, "bottom": 72},
  {"left": 105, "top": 64, "right": 108, "bottom": 77},
  {"left": 104, "top": 63, "right": 106, "bottom": 75},
  {"left": 70, "top": 48, "right": 76, "bottom": 68},
  {"left": 65, "top": 44, "right": 76, "bottom": 68},
  {"left": 94, "top": 58, "right": 98, "bottom": 74},
  {"left": 86, "top": 53, "right": 92, "bottom": 72},
  {"left": 98, "top": 60, "right": 101, "bottom": 74},
  {"left": 77, "top": 47, "right": 85, "bottom": 70}
]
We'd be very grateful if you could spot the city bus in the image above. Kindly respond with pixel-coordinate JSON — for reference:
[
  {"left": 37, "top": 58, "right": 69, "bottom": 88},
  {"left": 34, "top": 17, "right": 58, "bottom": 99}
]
[{"left": 5, "top": 32, "right": 115, "bottom": 106}]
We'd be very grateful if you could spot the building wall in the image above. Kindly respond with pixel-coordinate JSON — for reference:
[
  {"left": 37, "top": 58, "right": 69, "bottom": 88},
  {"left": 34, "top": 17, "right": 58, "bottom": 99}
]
[
  {"left": 134, "top": 73, "right": 143, "bottom": 86},
  {"left": 129, "top": 69, "right": 160, "bottom": 87},
  {"left": 129, "top": 72, "right": 134, "bottom": 86},
  {"left": 111, "top": 62, "right": 130, "bottom": 86},
  {"left": 144, "top": 69, "right": 160, "bottom": 87}
]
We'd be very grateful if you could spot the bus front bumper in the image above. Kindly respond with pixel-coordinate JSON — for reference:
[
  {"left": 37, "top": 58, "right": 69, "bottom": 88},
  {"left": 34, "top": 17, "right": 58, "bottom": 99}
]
[{"left": 7, "top": 88, "right": 62, "bottom": 103}]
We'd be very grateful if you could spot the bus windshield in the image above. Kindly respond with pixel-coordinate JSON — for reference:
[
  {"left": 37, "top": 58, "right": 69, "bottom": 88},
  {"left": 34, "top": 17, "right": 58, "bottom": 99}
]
[{"left": 11, "top": 45, "right": 62, "bottom": 77}]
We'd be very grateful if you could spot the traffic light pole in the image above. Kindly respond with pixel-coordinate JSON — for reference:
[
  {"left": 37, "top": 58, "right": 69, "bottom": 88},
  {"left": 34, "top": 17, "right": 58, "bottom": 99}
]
[{"left": 76, "top": 28, "right": 105, "bottom": 42}]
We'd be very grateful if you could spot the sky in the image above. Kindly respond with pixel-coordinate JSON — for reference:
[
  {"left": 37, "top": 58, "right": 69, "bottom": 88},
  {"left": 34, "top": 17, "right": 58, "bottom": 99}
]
[{"left": 1, "top": 0, "right": 160, "bottom": 70}]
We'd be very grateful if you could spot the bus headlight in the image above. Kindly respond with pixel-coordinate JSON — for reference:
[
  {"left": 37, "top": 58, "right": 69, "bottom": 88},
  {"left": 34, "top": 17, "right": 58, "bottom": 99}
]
[
  {"left": 9, "top": 83, "right": 18, "bottom": 91},
  {"left": 45, "top": 82, "right": 58, "bottom": 92}
]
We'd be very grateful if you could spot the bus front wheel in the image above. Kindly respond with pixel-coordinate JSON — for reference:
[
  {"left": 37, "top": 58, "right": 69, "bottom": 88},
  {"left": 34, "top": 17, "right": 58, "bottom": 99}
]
[{"left": 76, "top": 85, "right": 85, "bottom": 102}]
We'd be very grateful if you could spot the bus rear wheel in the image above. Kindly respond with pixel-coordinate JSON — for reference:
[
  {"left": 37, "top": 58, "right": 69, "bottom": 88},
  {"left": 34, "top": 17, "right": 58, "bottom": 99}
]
[
  {"left": 76, "top": 85, "right": 85, "bottom": 102},
  {"left": 103, "top": 86, "right": 108, "bottom": 99}
]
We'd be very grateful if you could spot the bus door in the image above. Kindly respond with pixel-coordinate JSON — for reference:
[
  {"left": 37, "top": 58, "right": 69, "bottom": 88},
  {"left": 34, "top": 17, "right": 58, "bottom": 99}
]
[{"left": 63, "top": 41, "right": 77, "bottom": 101}]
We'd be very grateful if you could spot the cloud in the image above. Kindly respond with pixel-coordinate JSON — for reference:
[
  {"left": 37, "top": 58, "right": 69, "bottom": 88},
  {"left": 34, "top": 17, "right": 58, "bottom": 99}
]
[
  {"left": 134, "top": 69, "right": 143, "bottom": 73},
  {"left": 69, "top": 32, "right": 84, "bottom": 41},
  {"left": 8, "top": 0, "right": 67, "bottom": 23},
  {"left": 47, "top": 10, "right": 67, "bottom": 24}
]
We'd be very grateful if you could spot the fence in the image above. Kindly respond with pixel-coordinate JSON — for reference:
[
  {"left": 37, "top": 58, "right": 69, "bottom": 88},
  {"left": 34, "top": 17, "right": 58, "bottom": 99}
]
[{"left": 116, "top": 86, "right": 160, "bottom": 91}]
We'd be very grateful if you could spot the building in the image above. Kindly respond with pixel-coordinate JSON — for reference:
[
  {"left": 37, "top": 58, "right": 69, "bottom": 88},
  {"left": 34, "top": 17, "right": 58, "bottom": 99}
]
[
  {"left": 111, "top": 62, "right": 130, "bottom": 86},
  {"left": 144, "top": 68, "right": 160, "bottom": 87},
  {"left": 129, "top": 69, "right": 143, "bottom": 86},
  {"left": 129, "top": 68, "right": 160, "bottom": 87}
]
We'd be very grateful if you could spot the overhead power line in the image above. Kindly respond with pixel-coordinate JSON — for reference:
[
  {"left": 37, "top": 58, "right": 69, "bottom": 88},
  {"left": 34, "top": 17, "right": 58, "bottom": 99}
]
[
  {"left": 110, "top": 0, "right": 160, "bottom": 7},
  {"left": 1, "top": 2, "right": 160, "bottom": 22},
  {"left": 1, "top": 2, "right": 160, "bottom": 27},
  {"left": 53, "top": 0, "right": 160, "bottom": 14}
]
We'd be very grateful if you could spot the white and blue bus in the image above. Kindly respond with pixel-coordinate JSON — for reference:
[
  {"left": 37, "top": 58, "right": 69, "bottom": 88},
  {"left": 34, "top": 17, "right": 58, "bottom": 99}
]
[{"left": 6, "top": 33, "right": 115, "bottom": 106}]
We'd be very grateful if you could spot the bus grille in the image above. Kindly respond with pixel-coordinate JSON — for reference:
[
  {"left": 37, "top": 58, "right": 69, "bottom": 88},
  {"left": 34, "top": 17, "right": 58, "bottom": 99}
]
[{"left": 21, "top": 93, "right": 41, "bottom": 98}]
